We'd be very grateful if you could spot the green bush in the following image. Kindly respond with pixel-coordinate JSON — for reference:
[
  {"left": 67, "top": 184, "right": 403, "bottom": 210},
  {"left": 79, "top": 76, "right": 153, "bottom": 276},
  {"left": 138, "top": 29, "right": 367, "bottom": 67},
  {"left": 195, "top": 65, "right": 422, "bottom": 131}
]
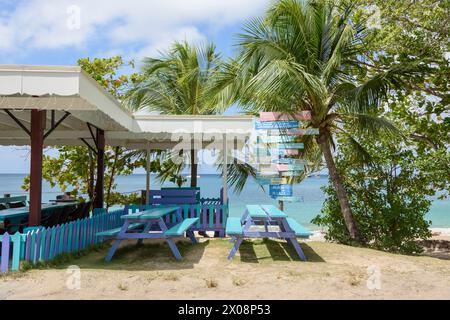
[{"left": 313, "top": 140, "right": 434, "bottom": 254}]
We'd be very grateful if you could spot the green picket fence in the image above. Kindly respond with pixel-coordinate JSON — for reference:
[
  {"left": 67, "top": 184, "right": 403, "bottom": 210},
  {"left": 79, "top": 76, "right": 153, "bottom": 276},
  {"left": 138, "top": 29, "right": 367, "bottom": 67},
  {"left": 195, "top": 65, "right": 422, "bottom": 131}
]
[{"left": 0, "top": 208, "right": 126, "bottom": 273}]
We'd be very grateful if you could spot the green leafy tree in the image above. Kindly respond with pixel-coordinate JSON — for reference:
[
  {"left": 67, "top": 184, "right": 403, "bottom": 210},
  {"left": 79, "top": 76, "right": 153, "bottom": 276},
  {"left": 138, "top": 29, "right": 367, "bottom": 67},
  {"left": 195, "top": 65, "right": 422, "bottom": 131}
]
[
  {"left": 313, "top": 134, "right": 435, "bottom": 254},
  {"left": 362, "top": 0, "right": 450, "bottom": 197},
  {"left": 127, "top": 42, "right": 223, "bottom": 188},
  {"left": 213, "top": 0, "right": 426, "bottom": 241}
]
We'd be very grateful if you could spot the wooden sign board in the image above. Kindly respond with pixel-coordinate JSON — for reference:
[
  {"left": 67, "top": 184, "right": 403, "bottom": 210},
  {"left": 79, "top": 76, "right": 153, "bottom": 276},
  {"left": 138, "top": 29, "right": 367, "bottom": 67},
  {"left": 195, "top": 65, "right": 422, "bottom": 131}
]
[
  {"left": 258, "top": 136, "right": 296, "bottom": 143},
  {"left": 259, "top": 112, "right": 312, "bottom": 121},
  {"left": 269, "top": 184, "right": 294, "bottom": 197},
  {"left": 286, "top": 128, "right": 319, "bottom": 136},
  {"left": 278, "top": 143, "right": 305, "bottom": 150},
  {"left": 273, "top": 158, "right": 308, "bottom": 165},
  {"left": 274, "top": 196, "right": 304, "bottom": 203},
  {"left": 276, "top": 164, "right": 305, "bottom": 171},
  {"left": 255, "top": 121, "right": 300, "bottom": 130}
]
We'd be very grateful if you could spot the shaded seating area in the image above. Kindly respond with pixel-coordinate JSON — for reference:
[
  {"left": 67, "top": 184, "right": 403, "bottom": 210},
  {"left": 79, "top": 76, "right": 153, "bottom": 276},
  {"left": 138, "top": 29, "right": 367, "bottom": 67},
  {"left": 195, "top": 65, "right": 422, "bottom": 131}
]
[{"left": 0, "top": 201, "right": 87, "bottom": 234}]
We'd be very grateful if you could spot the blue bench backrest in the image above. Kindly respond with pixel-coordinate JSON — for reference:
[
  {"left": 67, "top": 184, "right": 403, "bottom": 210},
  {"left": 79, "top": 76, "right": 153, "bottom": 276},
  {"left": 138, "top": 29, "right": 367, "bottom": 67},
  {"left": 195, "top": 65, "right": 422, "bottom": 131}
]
[{"left": 149, "top": 189, "right": 199, "bottom": 205}]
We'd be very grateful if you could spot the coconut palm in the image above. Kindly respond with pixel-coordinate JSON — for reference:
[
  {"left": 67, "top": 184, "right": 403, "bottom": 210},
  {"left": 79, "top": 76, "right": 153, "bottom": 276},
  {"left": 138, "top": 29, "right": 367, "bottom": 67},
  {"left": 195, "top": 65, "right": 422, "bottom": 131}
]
[
  {"left": 212, "top": 0, "right": 426, "bottom": 241},
  {"left": 127, "top": 42, "right": 222, "bottom": 187}
]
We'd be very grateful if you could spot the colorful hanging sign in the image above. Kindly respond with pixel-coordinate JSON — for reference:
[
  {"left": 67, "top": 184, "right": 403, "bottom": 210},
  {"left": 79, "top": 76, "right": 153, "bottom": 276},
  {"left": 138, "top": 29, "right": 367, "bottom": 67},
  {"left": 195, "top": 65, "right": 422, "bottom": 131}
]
[
  {"left": 286, "top": 128, "right": 320, "bottom": 136},
  {"left": 269, "top": 184, "right": 293, "bottom": 197},
  {"left": 259, "top": 111, "right": 312, "bottom": 122},
  {"left": 276, "top": 164, "right": 305, "bottom": 172},
  {"left": 258, "top": 136, "right": 296, "bottom": 143},
  {"left": 275, "top": 196, "right": 304, "bottom": 203},
  {"left": 277, "top": 143, "right": 305, "bottom": 150},
  {"left": 255, "top": 121, "right": 300, "bottom": 130},
  {"left": 273, "top": 158, "right": 308, "bottom": 165}
]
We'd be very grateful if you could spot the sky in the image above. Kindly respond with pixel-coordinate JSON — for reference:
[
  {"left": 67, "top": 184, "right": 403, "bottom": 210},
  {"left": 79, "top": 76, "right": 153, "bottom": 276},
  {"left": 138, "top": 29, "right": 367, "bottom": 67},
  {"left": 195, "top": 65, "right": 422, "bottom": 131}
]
[{"left": 0, "top": 0, "right": 272, "bottom": 174}]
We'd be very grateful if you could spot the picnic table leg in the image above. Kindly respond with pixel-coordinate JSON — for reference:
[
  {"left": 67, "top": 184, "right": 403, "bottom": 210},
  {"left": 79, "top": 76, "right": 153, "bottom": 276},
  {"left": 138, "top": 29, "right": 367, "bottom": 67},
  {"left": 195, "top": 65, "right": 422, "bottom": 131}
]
[
  {"left": 137, "top": 222, "right": 153, "bottom": 246},
  {"left": 280, "top": 219, "right": 307, "bottom": 261},
  {"left": 186, "top": 229, "right": 198, "bottom": 244},
  {"left": 105, "top": 220, "right": 130, "bottom": 262},
  {"left": 228, "top": 237, "right": 243, "bottom": 260},
  {"left": 166, "top": 238, "right": 182, "bottom": 260},
  {"left": 288, "top": 238, "right": 307, "bottom": 261},
  {"left": 158, "top": 217, "right": 183, "bottom": 260}
]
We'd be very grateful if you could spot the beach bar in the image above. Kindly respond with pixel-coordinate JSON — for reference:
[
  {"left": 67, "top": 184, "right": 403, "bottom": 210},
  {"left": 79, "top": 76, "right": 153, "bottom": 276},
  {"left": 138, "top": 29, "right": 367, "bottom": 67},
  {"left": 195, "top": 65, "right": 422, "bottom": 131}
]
[{"left": 0, "top": 65, "right": 253, "bottom": 228}]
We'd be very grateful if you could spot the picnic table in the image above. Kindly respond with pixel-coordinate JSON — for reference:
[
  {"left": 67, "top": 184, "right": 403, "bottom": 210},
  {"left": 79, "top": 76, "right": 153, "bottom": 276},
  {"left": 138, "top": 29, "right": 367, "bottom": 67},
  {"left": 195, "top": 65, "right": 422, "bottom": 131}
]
[
  {"left": 0, "top": 202, "right": 79, "bottom": 222},
  {"left": 98, "top": 206, "right": 199, "bottom": 261},
  {"left": 226, "top": 205, "right": 312, "bottom": 261}
]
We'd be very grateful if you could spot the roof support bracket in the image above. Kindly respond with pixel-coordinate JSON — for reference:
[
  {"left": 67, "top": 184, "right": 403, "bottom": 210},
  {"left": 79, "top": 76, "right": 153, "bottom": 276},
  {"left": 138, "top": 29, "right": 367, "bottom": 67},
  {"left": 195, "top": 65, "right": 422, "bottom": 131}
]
[
  {"left": 4, "top": 109, "right": 31, "bottom": 136},
  {"left": 80, "top": 138, "right": 98, "bottom": 155},
  {"left": 44, "top": 111, "right": 71, "bottom": 140}
]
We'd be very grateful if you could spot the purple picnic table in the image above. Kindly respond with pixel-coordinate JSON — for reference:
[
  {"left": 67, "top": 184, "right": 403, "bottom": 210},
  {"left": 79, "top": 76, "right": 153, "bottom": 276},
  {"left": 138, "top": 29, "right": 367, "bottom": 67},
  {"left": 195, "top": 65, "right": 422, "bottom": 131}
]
[
  {"left": 226, "top": 205, "right": 312, "bottom": 261},
  {"left": 98, "top": 206, "right": 199, "bottom": 261}
]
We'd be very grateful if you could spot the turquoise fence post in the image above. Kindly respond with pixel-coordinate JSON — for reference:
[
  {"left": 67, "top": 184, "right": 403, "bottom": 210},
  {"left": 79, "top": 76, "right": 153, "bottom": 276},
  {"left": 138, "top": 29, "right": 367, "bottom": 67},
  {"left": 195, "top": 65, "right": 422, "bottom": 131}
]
[
  {"left": 1, "top": 233, "right": 10, "bottom": 273},
  {"left": 20, "top": 233, "right": 26, "bottom": 260},
  {"left": 11, "top": 232, "right": 22, "bottom": 271},
  {"left": 74, "top": 220, "right": 80, "bottom": 252},
  {"left": 67, "top": 222, "right": 73, "bottom": 253},
  {"left": 49, "top": 227, "right": 56, "bottom": 260},
  {"left": 44, "top": 228, "right": 52, "bottom": 262},
  {"left": 59, "top": 224, "right": 65, "bottom": 255},
  {"left": 209, "top": 205, "right": 214, "bottom": 229},
  {"left": 39, "top": 228, "right": 47, "bottom": 262},
  {"left": 30, "top": 231, "right": 37, "bottom": 263}
]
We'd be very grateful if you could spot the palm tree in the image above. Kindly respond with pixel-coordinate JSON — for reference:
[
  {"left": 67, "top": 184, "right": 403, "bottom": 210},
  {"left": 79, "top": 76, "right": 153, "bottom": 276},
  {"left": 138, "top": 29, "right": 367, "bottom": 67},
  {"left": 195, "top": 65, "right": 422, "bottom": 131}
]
[
  {"left": 128, "top": 42, "right": 222, "bottom": 187},
  {"left": 213, "top": 0, "right": 425, "bottom": 241}
]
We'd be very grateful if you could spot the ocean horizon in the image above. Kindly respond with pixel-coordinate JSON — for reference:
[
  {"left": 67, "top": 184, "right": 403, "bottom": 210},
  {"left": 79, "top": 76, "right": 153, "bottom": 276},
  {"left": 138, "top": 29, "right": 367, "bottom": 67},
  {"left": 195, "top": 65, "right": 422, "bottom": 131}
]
[{"left": 0, "top": 173, "right": 448, "bottom": 229}]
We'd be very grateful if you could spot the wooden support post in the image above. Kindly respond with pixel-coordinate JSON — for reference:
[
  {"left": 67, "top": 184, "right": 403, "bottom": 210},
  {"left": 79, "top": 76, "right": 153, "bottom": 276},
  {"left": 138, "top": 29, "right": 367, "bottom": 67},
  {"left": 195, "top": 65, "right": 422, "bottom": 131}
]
[
  {"left": 222, "top": 134, "right": 228, "bottom": 205},
  {"left": 29, "top": 110, "right": 46, "bottom": 226},
  {"left": 94, "top": 128, "right": 105, "bottom": 209},
  {"left": 146, "top": 141, "right": 151, "bottom": 206}
]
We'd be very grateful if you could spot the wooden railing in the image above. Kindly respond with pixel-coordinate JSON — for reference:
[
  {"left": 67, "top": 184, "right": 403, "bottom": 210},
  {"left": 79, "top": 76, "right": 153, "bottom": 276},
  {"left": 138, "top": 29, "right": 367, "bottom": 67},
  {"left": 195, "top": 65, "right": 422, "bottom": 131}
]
[{"left": 0, "top": 209, "right": 126, "bottom": 273}]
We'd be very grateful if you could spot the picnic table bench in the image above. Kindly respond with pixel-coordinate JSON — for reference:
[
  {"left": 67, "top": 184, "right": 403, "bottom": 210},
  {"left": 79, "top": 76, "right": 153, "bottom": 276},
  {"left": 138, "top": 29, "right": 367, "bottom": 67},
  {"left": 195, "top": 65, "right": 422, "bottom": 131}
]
[
  {"left": 98, "top": 206, "right": 199, "bottom": 261},
  {"left": 226, "top": 204, "right": 312, "bottom": 261}
]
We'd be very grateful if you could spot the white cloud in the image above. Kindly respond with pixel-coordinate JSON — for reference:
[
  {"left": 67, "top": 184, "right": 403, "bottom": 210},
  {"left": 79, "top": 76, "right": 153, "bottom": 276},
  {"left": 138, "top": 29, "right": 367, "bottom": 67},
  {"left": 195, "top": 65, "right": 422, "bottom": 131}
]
[{"left": 0, "top": 0, "right": 271, "bottom": 60}]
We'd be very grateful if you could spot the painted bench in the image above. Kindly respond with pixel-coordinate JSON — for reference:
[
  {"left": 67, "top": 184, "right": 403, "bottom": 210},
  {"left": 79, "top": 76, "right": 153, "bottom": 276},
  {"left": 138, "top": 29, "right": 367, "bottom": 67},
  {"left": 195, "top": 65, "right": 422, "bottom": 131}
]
[
  {"left": 286, "top": 218, "right": 313, "bottom": 238},
  {"left": 96, "top": 223, "right": 144, "bottom": 238},
  {"left": 165, "top": 218, "right": 199, "bottom": 237},
  {"left": 226, "top": 217, "right": 243, "bottom": 236}
]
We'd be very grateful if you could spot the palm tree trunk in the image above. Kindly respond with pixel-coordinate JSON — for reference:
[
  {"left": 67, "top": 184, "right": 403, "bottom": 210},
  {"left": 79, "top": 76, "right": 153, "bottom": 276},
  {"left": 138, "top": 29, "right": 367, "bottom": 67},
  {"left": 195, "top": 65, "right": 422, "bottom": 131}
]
[
  {"left": 190, "top": 149, "right": 198, "bottom": 187},
  {"left": 317, "top": 133, "right": 361, "bottom": 241}
]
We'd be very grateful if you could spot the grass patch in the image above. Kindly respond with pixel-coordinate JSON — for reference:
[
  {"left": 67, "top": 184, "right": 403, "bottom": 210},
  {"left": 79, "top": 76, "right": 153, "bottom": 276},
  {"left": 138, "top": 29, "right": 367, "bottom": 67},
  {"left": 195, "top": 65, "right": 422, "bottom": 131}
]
[
  {"left": 205, "top": 278, "right": 218, "bottom": 288},
  {"left": 20, "top": 243, "right": 109, "bottom": 272}
]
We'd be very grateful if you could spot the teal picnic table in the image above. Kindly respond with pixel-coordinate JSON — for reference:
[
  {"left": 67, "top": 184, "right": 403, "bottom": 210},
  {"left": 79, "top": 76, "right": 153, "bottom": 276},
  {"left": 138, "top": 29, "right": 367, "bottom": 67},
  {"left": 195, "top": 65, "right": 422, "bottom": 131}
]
[
  {"left": 0, "top": 202, "right": 79, "bottom": 222},
  {"left": 226, "top": 205, "right": 312, "bottom": 261},
  {"left": 98, "top": 206, "right": 199, "bottom": 261}
]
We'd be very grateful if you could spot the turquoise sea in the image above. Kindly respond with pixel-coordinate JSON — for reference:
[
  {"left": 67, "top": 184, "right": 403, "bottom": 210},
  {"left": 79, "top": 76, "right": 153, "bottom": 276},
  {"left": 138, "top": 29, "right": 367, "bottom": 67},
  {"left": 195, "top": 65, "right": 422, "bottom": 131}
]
[{"left": 0, "top": 174, "right": 448, "bottom": 229}]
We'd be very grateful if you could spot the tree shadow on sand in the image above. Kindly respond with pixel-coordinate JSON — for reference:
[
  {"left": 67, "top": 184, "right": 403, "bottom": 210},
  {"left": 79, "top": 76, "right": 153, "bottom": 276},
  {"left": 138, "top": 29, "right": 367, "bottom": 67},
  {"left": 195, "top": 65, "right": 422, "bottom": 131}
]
[{"left": 238, "top": 239, "right": 325, "bottom": 263}]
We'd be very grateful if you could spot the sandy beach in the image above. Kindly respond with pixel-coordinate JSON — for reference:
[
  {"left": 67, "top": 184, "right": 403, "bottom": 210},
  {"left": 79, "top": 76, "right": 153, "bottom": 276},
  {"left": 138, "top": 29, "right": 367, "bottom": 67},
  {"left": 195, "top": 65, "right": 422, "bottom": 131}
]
[{"left": 1, "top": 235, "right": 449, "bottom": 300}]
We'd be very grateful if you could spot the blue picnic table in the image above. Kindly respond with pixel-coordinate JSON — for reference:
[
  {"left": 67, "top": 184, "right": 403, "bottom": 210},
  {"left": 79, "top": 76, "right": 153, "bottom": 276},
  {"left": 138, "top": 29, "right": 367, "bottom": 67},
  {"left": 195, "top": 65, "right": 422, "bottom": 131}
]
[
  {"left": 0, "top": 202, "right": 79, "bottom": 222},
  {"left": 226, "top": 205, "right": 312, "bottom": 261},
  {"left": 98, "top": 206, "right": 199, "bottom": 261}
]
